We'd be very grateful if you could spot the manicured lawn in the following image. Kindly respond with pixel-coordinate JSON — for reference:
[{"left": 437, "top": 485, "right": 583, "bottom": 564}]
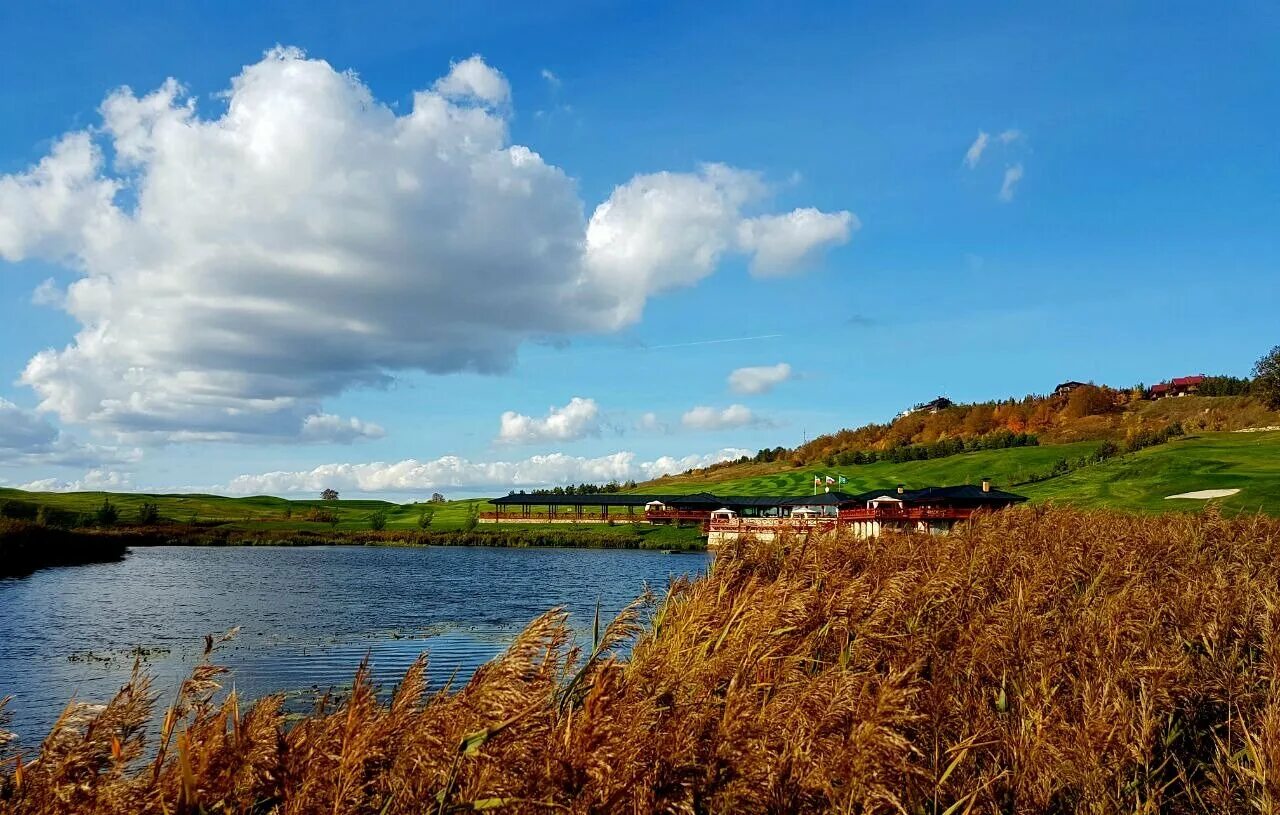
[
  {"left": 639, "top": 442, "right": 1102, "bottom": 497},
  {"left": 1019, "top": 430, "right": 1280, "bottom": 514}
]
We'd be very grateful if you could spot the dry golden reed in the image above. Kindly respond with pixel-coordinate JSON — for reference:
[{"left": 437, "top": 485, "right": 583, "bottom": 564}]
[{"left": 3, "top": 505, "right": 1280, "bottom": 813}]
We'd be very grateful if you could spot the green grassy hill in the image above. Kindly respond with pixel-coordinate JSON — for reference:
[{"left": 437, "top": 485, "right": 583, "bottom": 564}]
[
  {"left": 0, "top": 487, "right": 490, "bottom": 532},
  {"left": 639, "top": 430, "right": 1280, "bottom": 516}
]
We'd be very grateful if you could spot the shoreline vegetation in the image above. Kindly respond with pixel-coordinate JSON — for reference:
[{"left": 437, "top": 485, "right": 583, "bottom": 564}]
[
  {"left": 4, "top": 506, "right": 1280, "bottom": 812},
  {"left": 0, "top": 519, "right": 706, "bottom": 576},
  {"left": 0, "top": 520, "right": 130, "bottom": 578}
]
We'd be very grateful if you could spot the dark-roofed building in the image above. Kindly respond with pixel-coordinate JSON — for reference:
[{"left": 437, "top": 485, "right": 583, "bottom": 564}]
[
  {"left": 898, "top": 396, "right": 955, "bottom": 418},
  {"left": 1054, "top": 381, "right": 1088, "bottom": 397}
]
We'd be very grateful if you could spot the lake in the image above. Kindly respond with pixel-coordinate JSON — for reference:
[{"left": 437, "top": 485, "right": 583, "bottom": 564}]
[{"left": 0, "top": 545, "right": 712, "bottom": 747}]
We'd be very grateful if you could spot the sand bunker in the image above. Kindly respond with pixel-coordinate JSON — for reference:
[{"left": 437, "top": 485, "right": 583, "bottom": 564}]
[{"left": 1164, "top": 489, "right": 1241, "bottom": 500}]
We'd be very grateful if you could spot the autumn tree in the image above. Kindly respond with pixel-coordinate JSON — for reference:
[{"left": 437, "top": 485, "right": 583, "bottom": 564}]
[
  {"left": 1254, "top": 345, "right": 1280, "bottom": 409},
  {"left": 1064, "top": 385, "right": 1114, "bottom": 419}
]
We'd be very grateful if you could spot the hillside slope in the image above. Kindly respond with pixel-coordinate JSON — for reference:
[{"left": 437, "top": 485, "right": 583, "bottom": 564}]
[{"left": 639, "top": 430, "right": 1280, "bottom": 515}]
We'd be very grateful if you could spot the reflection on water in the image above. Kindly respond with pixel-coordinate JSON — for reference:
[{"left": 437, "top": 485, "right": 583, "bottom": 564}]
[{"left": 0, "top": 545, "right": 711, "bottom": 746}]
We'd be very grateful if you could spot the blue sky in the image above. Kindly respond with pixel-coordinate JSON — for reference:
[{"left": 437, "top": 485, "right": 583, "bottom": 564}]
[{"left": 1, "top": 1, "right": 1277, "bottom": 497}]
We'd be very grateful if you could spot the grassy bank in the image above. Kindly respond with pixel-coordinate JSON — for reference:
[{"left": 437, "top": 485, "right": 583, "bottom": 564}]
[{"left": 5, "top": 506, "right": 1280, "bottom": 812}]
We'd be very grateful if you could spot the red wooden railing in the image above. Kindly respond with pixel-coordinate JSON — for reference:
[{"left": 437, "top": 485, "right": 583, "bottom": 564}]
[
  {"left": 644, "top": 509, "right": 714, "bottom": 522},
  {"left": 837, "top": 507, "right": 978, "bottom": 522},
  {"left": 480, "top": 511, "right": 642, "bottom": 522}
]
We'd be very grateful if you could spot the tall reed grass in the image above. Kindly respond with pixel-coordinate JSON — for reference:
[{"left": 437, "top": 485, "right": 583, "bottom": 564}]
[{"left": 3, "top": 506, "right": 1279, "bottom": 813}]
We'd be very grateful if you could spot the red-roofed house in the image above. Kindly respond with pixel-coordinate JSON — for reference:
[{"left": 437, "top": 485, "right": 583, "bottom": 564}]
[{"left": 1150, "top": 375, "right": 1206, "bottom": 399}]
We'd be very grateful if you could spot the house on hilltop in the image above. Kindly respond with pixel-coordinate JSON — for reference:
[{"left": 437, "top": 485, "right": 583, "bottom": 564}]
[
  {"left": 1149, "top": 375, "right": 1206, "bottom": 399},
  {"left": 1054, "top": 381, "right": 1088, "bottom": 398},
  {"left": 898, "top": 396, "right": 954, "bottom": 418}
]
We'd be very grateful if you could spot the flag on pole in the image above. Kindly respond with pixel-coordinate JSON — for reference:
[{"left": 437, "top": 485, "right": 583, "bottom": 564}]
[
  {"left": 813, "top": 475, "right": 821, "bottom": 485},
  {"left": 838, "top": 475, "right": 848, "bottom": 485},
  {"left": 825, "top": 476, "right": 836, "bottom": 485}
]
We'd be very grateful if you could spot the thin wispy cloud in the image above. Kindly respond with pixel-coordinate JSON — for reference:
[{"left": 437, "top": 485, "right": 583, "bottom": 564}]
[
  {"left": 539, "top": 68, "right": 561, "bottom": 88},
  {"left": 647, "top": 334, "right": 783, "bottom": 351},
  {"left": 963, "top": 131, "right": 990, "bottom": 169},
  {"left": 999, "top": 163, "right": 1025, "bottom": 202},
  {"left": 964, "top": 127, "right": 1028, "bottom": 201}
]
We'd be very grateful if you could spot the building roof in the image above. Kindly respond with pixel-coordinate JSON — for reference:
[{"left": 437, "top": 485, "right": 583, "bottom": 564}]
[
  {"left": 490, "top": 491, "right": 725, "bottom": 508},
  {"left": 1171, "top": 375, "right": 1206, "bottom": 387}
]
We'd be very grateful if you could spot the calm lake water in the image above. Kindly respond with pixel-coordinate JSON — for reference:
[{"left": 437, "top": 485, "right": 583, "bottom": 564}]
[{"left": 0, "top": 545, "right": 712, "bottom": 747}]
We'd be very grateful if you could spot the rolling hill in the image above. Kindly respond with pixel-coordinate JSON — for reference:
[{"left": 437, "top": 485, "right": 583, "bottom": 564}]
[{"left": 638, "top": 430, "right": 1280, "bottom": 516}]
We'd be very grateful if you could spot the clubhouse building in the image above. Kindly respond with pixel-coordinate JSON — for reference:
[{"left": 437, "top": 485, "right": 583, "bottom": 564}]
[{"left": 485, "top": 480, "right": 1027, "bottom": 544}]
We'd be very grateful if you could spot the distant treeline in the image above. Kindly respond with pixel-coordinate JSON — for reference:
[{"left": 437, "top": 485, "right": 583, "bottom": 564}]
[
  {"left": 513, "top": 480, "right": 638, "bottom": 497},
  {"left": 1196, "top": 375, "right": 1252, "bottom": 396},
  {"left": 825, "top": 430, "right": 1040, "bottom": 466}
]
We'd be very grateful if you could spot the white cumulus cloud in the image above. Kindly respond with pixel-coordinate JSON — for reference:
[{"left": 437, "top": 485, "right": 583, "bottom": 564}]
[
  {"left": 221, "top": 447, "right": 751, "bottom": 495},
  {"left": 497, "top": 396, "right": 600, "bottom": 445},
  {"left": 737, "top": 209, "right": 857, "bottom": 276},
  {"left": 727, "top": 363, "right": 792, "bottom": 395},
  {"left": 635, "top": 411, "right": 668, "bottom": 433},
  {"left": 19, "top": 468, "right": 132, "bottom": 493},
  {"left": 433, "top": 54, "right": 511, "bottom": 106},
  {"left": 681, "top": 404, "right": 760, "bottom": 431},
  {"left": 0, "top": 48, "right": 853, "bottom": 443},
  {"left": 299, "top": 413, "right": 386, "bottom": 444}
]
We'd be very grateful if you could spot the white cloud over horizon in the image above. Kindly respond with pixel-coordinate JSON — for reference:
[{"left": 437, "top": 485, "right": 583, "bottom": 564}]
[
  {"left": 727, "top": 363, "right": 792, "bottom": 394},
  {"left": 0, "top": 48, "right": 855, "bottom": 445},
  {"left": 497, "top": 396, "right": 600, "bottom": 445},
  {"left": 18, "top": 468, "right": 133, "bottom": 493},
  {"left": 221, "top": 446, "right": 752, "bottom": 496}
]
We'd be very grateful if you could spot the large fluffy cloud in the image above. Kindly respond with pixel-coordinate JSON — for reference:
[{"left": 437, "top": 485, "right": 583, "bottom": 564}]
[
  {"left": 223, "top": 446, "right": 751, "bottom": 495},
  {"left": 497, "top": 396, "right": 599, "bottom": 445},
  {"left": 0, "top": 48, "right": 854, "bottom": 443}
]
